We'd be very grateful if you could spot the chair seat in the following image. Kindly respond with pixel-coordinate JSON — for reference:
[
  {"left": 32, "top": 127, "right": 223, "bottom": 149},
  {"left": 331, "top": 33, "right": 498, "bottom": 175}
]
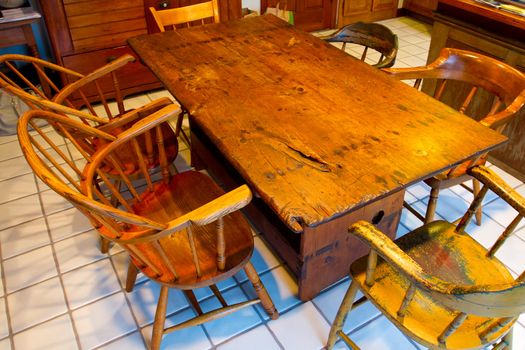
[
  {"left": 351, "top": 221, "right": 516, "bottom": 349},
  {"left": 105, "top": 171, "right": 254, "bottom": 288}
]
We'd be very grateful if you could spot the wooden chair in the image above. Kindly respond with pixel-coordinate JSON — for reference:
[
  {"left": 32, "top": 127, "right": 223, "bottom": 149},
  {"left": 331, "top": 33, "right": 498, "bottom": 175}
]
[
  {"left": 149, "top": 0, "right": 220, "bottom": 32},
  {"left": 328, "top": 165, "right": 525, "bottom": 350},
  {"left": 18, "top": 108, "right": 279, "bottom": 350},
  {"left": 322, "top": 22, "right": 398, "bottom": 68},
  {"left": 383, "top": 48, "right": 525, "bottom": 225},
  {"left": 4, "top": 54, "right": 182, "bottom": 254}
]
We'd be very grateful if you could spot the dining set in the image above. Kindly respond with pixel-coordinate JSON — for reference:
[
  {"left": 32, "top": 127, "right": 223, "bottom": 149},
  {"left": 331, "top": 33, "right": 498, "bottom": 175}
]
[{"left": 2, "top": 2, "right": 525, "bottom": 349}]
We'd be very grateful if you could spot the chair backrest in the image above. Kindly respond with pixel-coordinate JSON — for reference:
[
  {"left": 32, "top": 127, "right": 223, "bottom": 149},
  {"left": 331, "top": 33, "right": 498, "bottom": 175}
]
[
  {"left": 383, "top": 48, "right": 525, "bottom": 129},
  {"left": 52, "top": 54, "right": 137, "bottom": 120},
  {"left": 0, "top": 54, "right": 84, "bottom": 102},
  {"left": 18, "top": 108, "right": 252, "bottom": 287},
  {"left": 149, "top": 0, "right": 220, "bottom": 32},
  {"left": 0, "top": 54, "right": 138, "bottom": 126},
  {"left": 323, "top": 22, "right": 398, "bottom": 68}
]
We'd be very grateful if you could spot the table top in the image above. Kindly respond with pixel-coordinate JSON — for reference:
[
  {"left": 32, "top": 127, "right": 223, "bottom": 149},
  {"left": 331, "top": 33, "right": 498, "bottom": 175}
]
[{"left": 129, "top": 14, "right": 507, "bottom": 232}]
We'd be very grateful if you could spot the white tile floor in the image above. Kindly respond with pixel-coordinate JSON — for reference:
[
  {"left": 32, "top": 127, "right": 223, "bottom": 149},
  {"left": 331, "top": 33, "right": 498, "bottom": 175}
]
[{"left": 1, "top": 15, "right": 525, "bottom": 350}]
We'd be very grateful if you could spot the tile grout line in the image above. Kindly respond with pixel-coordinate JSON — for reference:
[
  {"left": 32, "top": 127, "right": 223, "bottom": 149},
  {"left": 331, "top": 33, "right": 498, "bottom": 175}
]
[
  {"left": 105, "top": 253, "right": 148, "bottom": 349},
  {"left": 33, "top": 139, "right": 84, "bottom": 349},
  {"left": 0, "top": 221, "right": 16, "bottom": 350}
]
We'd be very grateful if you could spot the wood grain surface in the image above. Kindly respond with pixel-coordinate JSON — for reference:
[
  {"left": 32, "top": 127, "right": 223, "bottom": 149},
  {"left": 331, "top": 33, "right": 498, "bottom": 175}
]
[{"left": 129, "top": 14, "right": 507, "bottom": 232}]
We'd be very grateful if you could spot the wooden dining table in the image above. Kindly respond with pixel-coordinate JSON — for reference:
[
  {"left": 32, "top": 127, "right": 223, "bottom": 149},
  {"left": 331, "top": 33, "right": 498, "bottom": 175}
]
[{"left": 128, "top": 14, "right": 507, "bottom": 300}]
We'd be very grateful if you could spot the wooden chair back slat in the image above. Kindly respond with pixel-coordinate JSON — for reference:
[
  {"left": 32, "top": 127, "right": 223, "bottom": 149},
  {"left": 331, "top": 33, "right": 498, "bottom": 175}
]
[
  {"left": 155, "top": 125, "right": 170, "bottom": 183},
  {"left": 152, "top": 240, "right": 180, "bottom": 280},
  {"left": 110, "top": 71, "right": 125, "bottom": 115},
  {"left": 488, "top": 97, "right": 503, "bottom": 117},
  {"left": 91, "top": 183, "right": 115, "bottom": 207},
  {"left": 4, "top": 61, "right": 43, "bottom": 96},
  {"left": 32, "top": 62, "right": 62, "bottom": 96},
  {"left": 58, "top": 125, "right": 94, "bottom": 163},
  {"left": 360, "top": 46, "right": 368, "bottom": 61},
  {"left": 144, "top": 130, "right": 155, "bottom": 165},
  {"left": 93, "top": 81, "right": 114, "bottom": 119},
  {"left": 186, "top": 225, "right": 202, "bottom": 278},
  {"left": 131, "top": 138, "right": 154, "bottom": 190},
  {"left": 95, "top": 170, "right": 135, "bottom": 212},
  {"left": 216, "top": 217, "right": 225, "bottom": 270},
  {"left": 127, "top": 244, "right": 164, "bottom": 275},
  {"left": 149, "top": 0, "right": 220, "bottom": 33},
  {"left": 433, "top": 79, "right": 447, "bottom": 100},
  {"left": 30, "top": 126, "right": 85, "bottom": 184},
  {"left": 459, "top": 86, "right": 478, "bottom": 113}
]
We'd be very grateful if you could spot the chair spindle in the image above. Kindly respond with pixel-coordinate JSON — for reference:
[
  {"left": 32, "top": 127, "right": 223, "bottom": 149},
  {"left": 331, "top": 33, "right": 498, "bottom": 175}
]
[
  {"left": 397, "top": 283, "right": 416, "bottom": 318},
  {"left": 488, "top": 214, "right": 523, "bottom": 257},
  {"left": 438, "top": 312, "right": 467, "bottom": 345}
]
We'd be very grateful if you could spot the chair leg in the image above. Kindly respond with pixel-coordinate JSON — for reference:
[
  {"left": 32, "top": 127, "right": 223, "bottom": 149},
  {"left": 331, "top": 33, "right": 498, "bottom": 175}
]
[
  {"left": 100, "top": 235, "right": 110, "bottom": 254},
  {"left": 327, "top": 280, "right": 359, "bottom": 350},
  {"left": 244, "top": 262, "right": 278, "bottom": 320},
  {"left": 125, "top": 263, "right": 138, "bottom": 292},
  {"left": 473, "top": 179, "right": 482, "bottom": 226},
  {"left": 183, "top": 289, "right": 203, "bottom": 315},
  {"left": 151, "top": 285, "right": 169, "bottom": 350},
  {"left": 425, "top": 186, "right": 440, "bottom": 224}
]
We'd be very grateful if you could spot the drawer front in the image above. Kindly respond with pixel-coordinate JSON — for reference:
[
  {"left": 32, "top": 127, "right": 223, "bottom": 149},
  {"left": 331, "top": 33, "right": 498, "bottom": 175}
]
[
  {"left": 62, "top": 46, "right": 159, "bottom": 100},
  {"left": 64, "top": 0, "right": 147, "bottom": 52}
]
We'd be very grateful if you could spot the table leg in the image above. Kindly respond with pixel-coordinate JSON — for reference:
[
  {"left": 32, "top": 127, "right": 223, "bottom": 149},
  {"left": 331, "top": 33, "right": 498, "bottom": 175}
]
[{"left": 22, "top": 24, "right": 39, "bottom": 58}]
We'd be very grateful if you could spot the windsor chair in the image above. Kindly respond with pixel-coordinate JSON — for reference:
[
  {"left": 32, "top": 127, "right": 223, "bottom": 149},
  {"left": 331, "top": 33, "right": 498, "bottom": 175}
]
[
  {"left": 18, "top": 108, "right": 278, "bottom": 350},
  {"left": 328, "top": 165, "right": 525, "bottom": 350}
]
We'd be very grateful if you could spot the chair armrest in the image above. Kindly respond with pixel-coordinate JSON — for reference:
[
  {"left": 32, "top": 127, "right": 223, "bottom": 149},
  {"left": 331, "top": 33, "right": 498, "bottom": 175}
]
[
  {"left": 2, "top": 85, "right": 109, "bottom": 125},
  {"left": 53, "top": 54, "right": 136, "bottom": 104},
  {"left": 116, "top": 185, "right": 252, "bottom": 244},
  {"left": 96, "top": 97, "right": 175, "bottom": 133},
  {"left": 350, "top": 220, "right": 452, "bottom": 294},
  {"left": 381, "top": 66, "right": 437, "bottom": 80},
  {"left": 468, "top": 165, "right": 525, "bottom": 217},
  {"left": 479, "top": 90, "right": 525, "bottom": 129},
  {"left": 168, "top": 184, "right": 252, "bottom": 228}
]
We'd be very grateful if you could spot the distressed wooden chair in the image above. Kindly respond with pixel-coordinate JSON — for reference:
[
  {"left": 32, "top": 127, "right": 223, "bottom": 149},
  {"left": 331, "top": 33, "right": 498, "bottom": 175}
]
[
  {"left": 383, "top": 48, "right": 525, "bottom": 225},
  {"left": 18, "top": 108, "right": 278, "bottom": 350},
  {"left": 322, "top": 22, "right": 398, "bottom": 68},
  {"left": 328, "top": 165, "right": 525, "bottom": 350},
  {"left": 149, "top": 0, "right": 220, "bottom": 32}
]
